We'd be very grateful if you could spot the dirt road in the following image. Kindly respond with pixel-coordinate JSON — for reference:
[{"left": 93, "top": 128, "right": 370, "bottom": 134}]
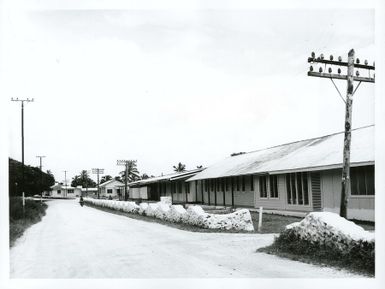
[{"left": 10, "top": 199, "right": 358, "bottom": 278}]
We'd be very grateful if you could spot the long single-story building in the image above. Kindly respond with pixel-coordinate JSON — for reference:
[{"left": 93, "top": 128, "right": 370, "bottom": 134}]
[
  {"left": 187, "top": 125, "right": 374, "bottom": 221},
  {"left": 128, "top": 168, "right": 204, "bottom": 202}
]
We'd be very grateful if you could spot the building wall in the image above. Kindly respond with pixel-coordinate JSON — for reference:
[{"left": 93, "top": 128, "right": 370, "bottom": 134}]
[{"left": 321, "top": 168, "right": 374, "bottom": 221}]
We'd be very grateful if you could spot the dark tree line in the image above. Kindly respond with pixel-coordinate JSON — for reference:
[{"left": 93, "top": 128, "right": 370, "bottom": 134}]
[{"left": 9, "top": 158, "right": 55, "bottom": 197}]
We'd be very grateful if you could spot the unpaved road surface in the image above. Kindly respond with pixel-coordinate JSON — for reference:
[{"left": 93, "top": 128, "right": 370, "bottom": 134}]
[{"left": 10, "top": 199, "right": 359, "bottom": 278}]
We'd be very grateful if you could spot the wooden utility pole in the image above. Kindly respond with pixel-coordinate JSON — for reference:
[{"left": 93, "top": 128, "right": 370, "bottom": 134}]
[
  {"left": 92, "top": 168, "right": 104, "bottom": 199},
  {"left": 63, "top": 170, "right": 68, "bottom": 198},
  {"left": 36, "top": 155, "right": 46, "bottom": 200},
  {"left": 307, "top": 49, "right": 375, "bottom": 218},
  {"left": 11, "top": 98, "right": 34, "bottom": 199},
  {"left": 117, "top": 160, "right": 132, "bottom": 201}
]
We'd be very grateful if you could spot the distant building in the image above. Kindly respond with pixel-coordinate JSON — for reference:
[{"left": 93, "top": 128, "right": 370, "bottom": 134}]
[
  {"left": 187, "top": 125, "right": 374, "bottom": 221},
  {"left": 49, "top": 183, "right": 82, "bottom": 198},
  {"left": 99, "top": 179, "right": 125, "bottom": 199},
  {"left": 80, "top": 187, "right": 98, "bottom": 197}
]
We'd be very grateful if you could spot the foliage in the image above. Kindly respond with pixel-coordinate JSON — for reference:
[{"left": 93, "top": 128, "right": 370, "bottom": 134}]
[
  {"left": 71, "top": 170, "right": 97, "bottom": 188},
  {"left": 9, "top": 158, "right": 55, "bottom": 197},
  {"left": 260, "top": 224, "right": 375, "bottom": 275},
  {"left": 100, "top": 175, "right": 112, "bottom": 184},
  {"left": 141, "top": 173, "right": 150, "bottom": 180},
  {"left": 119, "top": 160, "right": 140, "bottom": 183},
  {"left": 9, "top": 197, "right": 48, "bottom": 246},
  {"left": 173, "top": 162, "right": 186, "bottom": 172},
  {"left": 114, "top": 176, "right": 122, "bottom": 182}
]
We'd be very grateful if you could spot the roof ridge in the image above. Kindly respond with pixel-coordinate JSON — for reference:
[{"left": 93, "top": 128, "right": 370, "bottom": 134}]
[{"left": 243, "top": 124, "right": 374, "bottom": 156}]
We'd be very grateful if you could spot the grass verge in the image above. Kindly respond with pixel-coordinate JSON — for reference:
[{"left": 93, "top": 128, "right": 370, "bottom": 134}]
[{"left": 9, "top": 197, "right": 48, "bottom": 247}]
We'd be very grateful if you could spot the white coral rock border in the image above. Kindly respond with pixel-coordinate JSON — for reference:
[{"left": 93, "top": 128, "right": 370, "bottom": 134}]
[{"left": 84, "top": 198, "right": 254, "bottom": 232}]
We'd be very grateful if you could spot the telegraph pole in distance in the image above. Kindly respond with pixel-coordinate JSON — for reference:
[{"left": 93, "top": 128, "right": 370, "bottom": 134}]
[
  {"left": 11, "top": 97, "right": 34, "bottom": 200},
  {"left": 36, "top": 155, "right": 46, "bottom": 201},
  {"left": 63, "top": 170, "right": 68, "bottom": 198},
  {"left": 117, "top": 160, "right": 131, "bottom": 201},
  {"left": 92, "top": 168, "right": 104, "bottom": 199},
  {"left": 307, "top": 49, "right": 375, "bottom": 218}
]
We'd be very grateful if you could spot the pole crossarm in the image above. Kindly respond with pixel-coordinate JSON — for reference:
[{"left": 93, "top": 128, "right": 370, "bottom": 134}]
[
  {"left": 308, "top": 57, "right": 375, "bottom": 70},
  {"left": 307, "top": 71, "right": 374, "bottom": 83}
]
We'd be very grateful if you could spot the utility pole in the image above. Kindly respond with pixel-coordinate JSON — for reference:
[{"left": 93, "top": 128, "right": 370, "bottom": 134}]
[
  {"left": 92, "top": 168, "right": 104, "bottom": 199},
  {"left": 307, "top": 49, "right": 375, "bottom": 218},
  {"left": 117, "top": 160, "right": 131, "bottom": 201},
  {"left": 63, "top": 170, "right": 68, "bottom": 198},
  {"left": 11, "top": 98, "right": 34, "bottom": 200},
  {"left": 36, "top": 155, "right": 46, "bottom": 201}
]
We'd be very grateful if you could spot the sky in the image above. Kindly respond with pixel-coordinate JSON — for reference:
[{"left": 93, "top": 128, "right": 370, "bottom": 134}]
[{"left": 2, "top": 3, "right": 375, "bottom": 184}]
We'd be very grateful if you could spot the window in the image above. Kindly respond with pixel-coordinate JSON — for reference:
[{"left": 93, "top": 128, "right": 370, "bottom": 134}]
[
  {"left": 204, "top": 180, "right": 208, "bottom": 192},
  {"left": 269, "top": 175, "right": 278, "bottom": 198},
  {"left": 242, "top": 176, "right": 245, "bottom": 191},
  {"left": 250, "top": 175, "right": 254, "bottom": 191},
  {"left": 57, "top": 190, "right": 61, "bottom": 194},
  {"left": 286, "top": 172, "right": 309, "bottom": 205},
  {"left": 68, "top": 189, "right": 74, "bottom": 194},
  {"left": 259, "top": 176, "right": 267, "bottom": 198},
  {"left": 107, "top": 189, "right": 113, "bottom": 194},
  {"left": 221, "top": 178, "right": 225, "bottom": 191},
  {"left": 185, "top": 182, "right": 190, "bottom": 194},
  {"left": 225, "top": 178, "right": 228, "bottom": 191},
  {"left": 236, "top": 177, "right": 240, "bottom": 191},
  {"left": 211, "top": 179, "right": 214, "bottom": 192},
  {"left": 351, "top": 166, "right": 374, "bottom": 195}
]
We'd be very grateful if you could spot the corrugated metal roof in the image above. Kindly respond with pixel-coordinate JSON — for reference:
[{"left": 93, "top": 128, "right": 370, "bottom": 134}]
[
  {"left": 128, "top": 168, "right": 204, "bottom": 186},
  {"left": 99, "top": 179, "right": 124, "bottom": 187},
  {"left": 187, "top": 125, "right": 374, "bottom": 181}
]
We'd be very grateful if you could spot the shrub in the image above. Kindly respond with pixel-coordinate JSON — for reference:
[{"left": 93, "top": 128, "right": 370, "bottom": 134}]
[
  {"left": 271, "top": 212, "right": 375, "bottom": 274},
  {"left": 9, "top": 197, "right": 48, "bottom": 246}
]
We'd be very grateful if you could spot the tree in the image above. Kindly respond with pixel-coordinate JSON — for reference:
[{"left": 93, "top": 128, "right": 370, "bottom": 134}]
[
  {"left": 141, "top": 173, "right": 150, "bottom": 180},
  {"left": 8, "top": 158, "right": 55, "bottom": 197},
  {"left": 100, "top": 175, "right": 112, "bottom": 184},
  {"left": 120, "top": 160, "right": 140, "bottom": 183},
  {"left": 173, "top": 162, "right": 186, "bottom": 172},
  {"left": 114, "top": 175, "right": 122, "bottom": 182},
  {"left": 71, "top": 170, "right": 96, "bottom": 188}
]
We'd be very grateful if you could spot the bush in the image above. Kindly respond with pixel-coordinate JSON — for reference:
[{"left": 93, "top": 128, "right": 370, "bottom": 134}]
[
  {"left": 9, "top": 197, "right": 48, "bottom": 246},
  {"left": 268, "top": 212, "right": 375, "bottom": 275}
]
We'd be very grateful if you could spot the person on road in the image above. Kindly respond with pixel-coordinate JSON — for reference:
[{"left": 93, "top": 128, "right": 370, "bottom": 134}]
[{"left": 79, "top": 196, "right": 84, "bottom": 207}]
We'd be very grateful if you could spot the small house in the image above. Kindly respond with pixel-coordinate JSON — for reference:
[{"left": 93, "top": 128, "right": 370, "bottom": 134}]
[
  {"left": 98, "top": 179, "right": 125, "bottom": 199},
  {"left": 49, "top": 183, "right": 82, "bottom": 198}
]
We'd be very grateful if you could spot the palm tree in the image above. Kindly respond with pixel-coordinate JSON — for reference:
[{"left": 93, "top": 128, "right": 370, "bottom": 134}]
[
  {"left": 173, "top": 162, "right": 186, "bottom": 172},
  {"left": 120, "top": 160, "right": 140, "bottom": 183},
  {"left": 141, "top": 173, "right": 150, "bottom": 180},
  {"left": 100, "top": 175, "right": 112, "bottom": 184}
]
